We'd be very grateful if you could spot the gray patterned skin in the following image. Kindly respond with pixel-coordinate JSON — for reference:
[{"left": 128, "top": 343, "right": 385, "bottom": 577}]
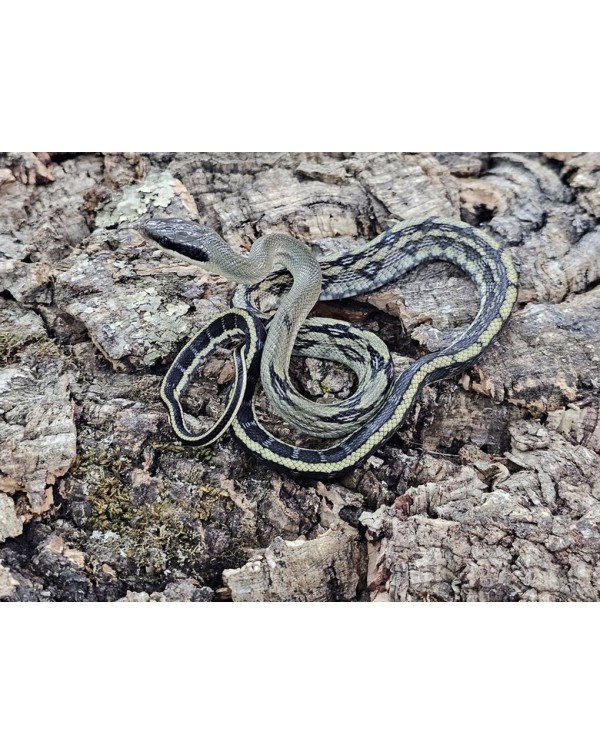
[
  {"left": 143, "top": 218, "right": 393, "bottom": 437},
  {"left": 141, "top": 217, "right": 518, "bottom": 479}
]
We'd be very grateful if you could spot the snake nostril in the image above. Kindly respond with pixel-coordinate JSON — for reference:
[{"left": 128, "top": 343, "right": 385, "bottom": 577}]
[{"left": 138, "top": 218, "right": 153, "bottom": 235}]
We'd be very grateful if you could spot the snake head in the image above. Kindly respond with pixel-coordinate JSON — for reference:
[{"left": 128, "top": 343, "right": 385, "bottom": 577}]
[{"left": 140, "top": 217, "right": 215, "bottom": 264}]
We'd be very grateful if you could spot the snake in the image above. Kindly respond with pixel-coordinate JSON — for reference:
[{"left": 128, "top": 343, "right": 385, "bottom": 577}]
[{"left": 141, "top": 216, "right": 518, "bottom": 480}]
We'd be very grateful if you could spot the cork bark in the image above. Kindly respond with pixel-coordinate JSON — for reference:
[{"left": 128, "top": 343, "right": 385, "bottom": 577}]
[{"left": 0, "top": 151, "right": 598, "bottom": 602}]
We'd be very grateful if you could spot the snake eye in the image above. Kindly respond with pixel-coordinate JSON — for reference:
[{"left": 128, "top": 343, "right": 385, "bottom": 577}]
[{"left": 141, "top": 218, "right": 210, "bottom": 263}]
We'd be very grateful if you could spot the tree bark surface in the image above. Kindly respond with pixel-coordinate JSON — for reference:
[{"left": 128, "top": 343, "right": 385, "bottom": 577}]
[{"left": 0, "top": 151, "right": 598, "bottom": 601}]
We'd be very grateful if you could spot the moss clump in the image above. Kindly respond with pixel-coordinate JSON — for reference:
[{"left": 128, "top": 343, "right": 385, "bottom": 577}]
[
  {"left": 88, "top": 474, "right": 133, "bottom": 528},
  {"left": 0, "top": 331, "right": 42, "bottom": 365},
  {"left": 150, "top": 440, "right": 213, "bottom": 463},
  {"left": 119, "top": 495, "right": 204, "bottom": 576},
  {"left": 79, "top": 451, "right": 219, "bottom": 578},
  {"left": 72, "top": 448, "right": 128, "bottom": 476},
  {"left": 71, "top": 444, "right": 250, "bottom": 585}
]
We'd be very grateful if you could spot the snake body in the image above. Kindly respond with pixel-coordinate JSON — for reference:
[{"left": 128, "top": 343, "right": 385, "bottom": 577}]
[{"left": 142, "top": 217, "right": 518, "bottom": 480}]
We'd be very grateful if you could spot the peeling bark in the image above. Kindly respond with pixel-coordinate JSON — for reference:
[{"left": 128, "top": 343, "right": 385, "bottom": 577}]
[
  {"left": 361, "top": 420, "right": 600, "bottom": 602},
  {"left": 0, "top": 152, "right": 598, "bottom": 601}
]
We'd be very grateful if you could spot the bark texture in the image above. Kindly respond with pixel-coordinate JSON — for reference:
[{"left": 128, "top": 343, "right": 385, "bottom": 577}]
[{"left": 0, "top": 151, "right": 598, "bottom": 602}]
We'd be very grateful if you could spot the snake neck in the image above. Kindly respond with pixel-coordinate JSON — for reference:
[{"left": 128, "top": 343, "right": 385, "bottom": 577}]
[
  {"left": 256, "top": 234, "right": 322, "bottom": 369},
  {"left": 211, "top": 231, "right": 324, "bottom": 429},
  {"left": 198, "top": 232, "right": 271, "bottom": 284}
]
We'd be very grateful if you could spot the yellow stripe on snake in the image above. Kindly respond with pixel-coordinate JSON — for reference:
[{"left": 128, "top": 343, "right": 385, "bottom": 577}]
[{"left": 141, "top": 217, "right": 518, "bottom": 479}]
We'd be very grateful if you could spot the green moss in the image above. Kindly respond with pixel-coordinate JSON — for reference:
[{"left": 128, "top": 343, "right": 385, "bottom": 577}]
[
  {"left": 72, "top": 448, "right": 127, "bottom": 476},
  {"left": 120, "top": 495, "right": 204, "bottom": 576},
  {"left": 0, "top": 331, "right": 79, "bottom": 373},
  {"left": 214, "top": 528, "right": 250, "bottom": 571},
  {"left": 86, "top": 475, "right": 205, "bottom": 576},
  {"left": 88, "top": 474, "right": 133, "bottom": 528},
  {"left": 80, "top": 453, "right": 211, "bottom": 576},
  {"left": 150, "top": 439, "right": 213, "bottom": 458},
  {"left": 72, "top": 444, "right": 249, "bottom": 583},
  {"left": 0, "top": 331, "right": 41, "bottom": 365}
]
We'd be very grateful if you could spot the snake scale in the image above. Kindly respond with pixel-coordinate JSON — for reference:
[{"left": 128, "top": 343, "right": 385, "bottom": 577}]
[{"left": 141, "top": 216, "right": 518, "bottom": 480}]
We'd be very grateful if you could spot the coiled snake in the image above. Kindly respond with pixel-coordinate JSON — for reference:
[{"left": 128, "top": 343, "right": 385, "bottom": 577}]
[{"left": 141, "top": 217, "right": 518, "bottom": 480}]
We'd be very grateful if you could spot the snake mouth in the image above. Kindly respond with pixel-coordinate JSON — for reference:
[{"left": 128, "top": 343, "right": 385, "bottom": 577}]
[{"left": 140, "top": 217, "right": 210, "bottom": 263}]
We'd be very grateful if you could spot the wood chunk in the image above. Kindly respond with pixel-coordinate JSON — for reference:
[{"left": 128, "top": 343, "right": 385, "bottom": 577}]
[{"left": 223, "top": 529, "right": 366, "bottom": 602}]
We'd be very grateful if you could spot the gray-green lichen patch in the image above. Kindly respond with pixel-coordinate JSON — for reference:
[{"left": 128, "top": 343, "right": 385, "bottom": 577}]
[
  {"left": 65, "top": 284, "right": 192, "bottom": 368},
  {"left": 51, "top": 173, "right": 227, "bottom": 371},
  {"left": 95, "top": 170, "right": 198, "bottom": 228}
]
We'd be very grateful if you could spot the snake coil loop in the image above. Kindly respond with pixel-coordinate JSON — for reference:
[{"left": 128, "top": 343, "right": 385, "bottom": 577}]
[{"left": 142, "top": 216, "right": 518, "bottom": 479}]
